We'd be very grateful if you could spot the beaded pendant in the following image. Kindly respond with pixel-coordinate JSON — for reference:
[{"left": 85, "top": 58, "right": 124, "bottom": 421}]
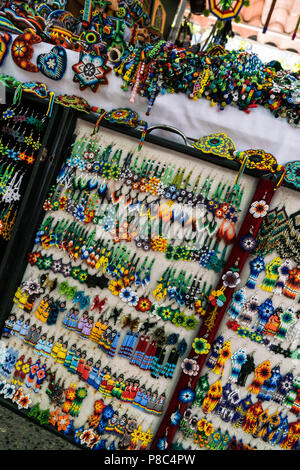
[
  {"left": 11, "top": 30, "right": 42, "bottom": 72},
  {"left": 73, "top": 49, "right": 112, "bottom": 92}
]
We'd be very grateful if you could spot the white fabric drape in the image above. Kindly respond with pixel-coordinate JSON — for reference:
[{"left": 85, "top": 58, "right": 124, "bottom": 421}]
[{"left": 1, "top": 36, "right": 299, "bottom": 165}]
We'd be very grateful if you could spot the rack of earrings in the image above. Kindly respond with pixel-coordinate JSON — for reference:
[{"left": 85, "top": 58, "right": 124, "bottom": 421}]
[
  {"left": 0, "top": 103, "right": 46, "bottom": 255},
  {"left": 0, "top": 118, "right": 259, "bottom": 450},
  {"left": 6, "top": 272, "right": 189, "bottom": 383},
  {"left": 171, "top": 332, "right": 300, "bottom": 451},
  {"left": 170, "top": 194, "right": 300, "bottom": 451}
]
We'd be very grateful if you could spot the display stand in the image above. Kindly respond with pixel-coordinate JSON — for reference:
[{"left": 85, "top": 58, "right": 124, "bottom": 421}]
[{"left": 0, "top": 89, "right": 298, "bottom": 451}]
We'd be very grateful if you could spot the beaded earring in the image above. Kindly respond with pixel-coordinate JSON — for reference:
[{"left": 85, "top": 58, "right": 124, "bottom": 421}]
[
  {"left": 193, "top": 374, "right": 210, "bottom": 408},
  {"left": 50, "top": 336, "right": 64, "bottom": 362},
  {"left": 2, "top": 314, "right": 17, "bottom": 338},
  {"left": 246, "top": 256, "right": 265, "bottom": 289},
  {"left": 231, "top": 394, "right": 253, "bottom": 429},
  {"left": 252, "top": 408, "right": 270, "bottom": 439},
  {"left": 275, "top": 307, "right": 297, "bottom": 343},
  {"left": 216, "top": 383, "right": 241, "bottom": 423},
  {"left": 0, "top": 347, "right": 19, "bottom": 378},
  {"left": 236, "top": 352, "right": 256, "bottom": 387},
  {"left": 40, "top": 335, "right": 54, "bottom": 358},
  {"left": 238, "top": 294, "right": 259, "bottom": 327},
  {"left": 228, "top": 347, "right": 247, "bottom": 383},
  {"left": 47, "top": 300, "right": 67, "bottom": 326},
  {"left": 33, "top": 363, "right": 47, "bottom": 394},
  {"left": 260, "top": 257, "right": 282, "bottom": 292},
  {"left": 242, "top": 401, "right": 264, "bottom": 435},
  {"left": 61, "top": 382, "right": 77, "bottom": 414},
  {"left": 227, "top": 288, "right": 247, "bottom": 319},
  {"left": 254, "top": 298, "right": 275, "bottom": 335},
  {"left": 12, "top": 315, "right": 25, "bottom": 338},
  {"left": 257, "top": 364, "right": 282, "bottom": 402},
  {"left": 33, "top": 333, "right": 47, "bottom": 356},
  {"left": 37, "top": 45, "right": 67, "bottom": 81},
  {"left": 274, "top": 259, "right": 293, "bottom": 295},
  {"left": 280, "top": 420, "right": 300, "bottom": 450},
  {"left": 247, "top": 360, "right": 272, "bottom": 395},
  {"left": 212, "top": 340, "right": 232, "bottom": 376},
  {"left": 202, "top": 379, "right": 223, "bottom": 414},
  {"left": 25, "top": 359, "right": 41, "bottom": 389},
  {"left": 284, "top": 376, "right": 300, "bottom": 416},
  {"left": 11, "top": 354, "right": 25, "bottom": 386},
  {"left": 206, "top": 335, "right": 224, "bottom": 370},
  {"left": 287, "top": 310, "right": 300, "bottom": 351},
  {"left": 0, "top": 32, "right": 12, "bottom": 65},
  {"left": 262, "top": 306, "right": 281, "bottom": 339},
  {"left": 283, "top": 266, "right": 300, "bottom": 300},
  {"left": 180, "top": 407, "right": 199, "bottom": 440}
]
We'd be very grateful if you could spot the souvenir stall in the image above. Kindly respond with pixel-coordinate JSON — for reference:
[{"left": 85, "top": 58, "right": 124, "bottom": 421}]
[{"left": 0, "top": 0, "right": 299, "bottom": 452}]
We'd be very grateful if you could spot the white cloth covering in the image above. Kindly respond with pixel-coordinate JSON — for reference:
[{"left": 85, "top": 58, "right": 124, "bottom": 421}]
[{"left": 1, "top": 36, "right": 299, "bottom": 165}]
